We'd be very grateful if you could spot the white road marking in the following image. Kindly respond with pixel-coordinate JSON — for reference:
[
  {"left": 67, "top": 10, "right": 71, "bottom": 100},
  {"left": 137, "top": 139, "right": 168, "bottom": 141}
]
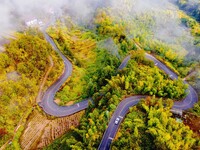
[
  {"left": 108, "top": 137, "right": 113, "bottom": 140},
  {"left": 170, "top": 75, "right": 173, "bottom": 77},
  {"left": 155, "top": 63, "right": 158, "bottom": 66},
  {"left": 119, "top": 116, "right": 123, "bottom": 119},
  {"left": 77, "top": 103, "right": 80, "bottom": 107}
]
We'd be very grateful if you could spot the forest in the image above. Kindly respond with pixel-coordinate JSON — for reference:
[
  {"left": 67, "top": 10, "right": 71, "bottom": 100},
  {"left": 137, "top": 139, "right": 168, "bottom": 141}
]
[
  {"left": 112, "top": 97, "right": 196, "bottom": 149},
  {"left": 46, "top": 7, "right": 200, "bottom": 150},
  {"left": 0, "top": 29, "right": 63, "bottom": 148},
  {"left": 177, "top": 0, "right": 200, "bottom": 22},
  {"left": 0, "top": 0, "right": 200, "bottom": 150}
]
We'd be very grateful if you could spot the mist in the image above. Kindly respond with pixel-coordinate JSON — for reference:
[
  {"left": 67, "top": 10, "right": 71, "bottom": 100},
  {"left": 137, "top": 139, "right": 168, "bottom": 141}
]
[
  {"left": 0, "top": 0, "right": 102, "bottom": 38},
  {"left": 0, "top": 0, "right": 199, "bottom": 60},
  {"left": 98, "top": 38, "right": 119, "bottom": 58},
  {"left": 109, "top": 1, "right": 197, "bottom": 51}
]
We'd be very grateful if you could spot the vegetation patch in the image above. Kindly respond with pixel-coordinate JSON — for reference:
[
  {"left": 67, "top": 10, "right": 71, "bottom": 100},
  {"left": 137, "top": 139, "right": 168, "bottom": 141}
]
[{"left": 0, "top": 29, "right": 63, "bottom": 147}]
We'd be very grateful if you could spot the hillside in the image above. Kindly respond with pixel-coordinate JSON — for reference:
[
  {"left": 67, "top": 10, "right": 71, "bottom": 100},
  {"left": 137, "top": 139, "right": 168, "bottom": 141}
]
[
  {"left": 45, "top": 6, "right": 200, "bottom": 150},
  {"left": 0, "top": 1, "right": 200, "bottom": 150}
]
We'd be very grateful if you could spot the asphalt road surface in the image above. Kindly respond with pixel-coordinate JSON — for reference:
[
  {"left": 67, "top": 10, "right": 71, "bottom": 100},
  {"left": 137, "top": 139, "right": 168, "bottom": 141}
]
[
  {"left": 98, "top": 53, "right": 198, "bottom": 150},
  {"left": 39, "top": 33, "right": 198, "bottom": 149},
  {"left": 39, "top": 33, "right": 91, "bottom": 117}
]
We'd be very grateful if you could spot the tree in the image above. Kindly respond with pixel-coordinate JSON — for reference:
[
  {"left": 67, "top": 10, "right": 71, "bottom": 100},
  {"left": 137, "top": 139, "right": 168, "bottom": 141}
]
[
  {"left": 0, "top": 53, "right": 10, "bottom": 69},
  {"left": 112, "top": 97, "right": 196, "bottom": 150},
  {"left": 0, "top": 128, "right": 7, "bottom": 138}
]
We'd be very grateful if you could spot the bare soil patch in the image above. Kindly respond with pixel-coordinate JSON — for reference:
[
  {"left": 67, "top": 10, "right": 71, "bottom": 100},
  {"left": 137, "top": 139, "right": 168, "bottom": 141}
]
[
  {"left": 20, "top": 109, "right": 84, "bottom": 150},
  {"left": 183, "top": 112, "right": 200, "bottom": 135},
  {"left": 65, "top": 101, "right": 74, "bottom": 106}
]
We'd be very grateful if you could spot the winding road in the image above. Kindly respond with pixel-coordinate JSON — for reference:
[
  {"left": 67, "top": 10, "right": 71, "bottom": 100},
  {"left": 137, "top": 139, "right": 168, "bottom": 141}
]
[
  {"left": 39, "top": 33, "right": 91, "bottom": 117},
  {"left": 98, "top": 53, "right": 198, "bottom": 150},
  {"left": 40, "top": 33, "right": 198, "bottom": 149}
]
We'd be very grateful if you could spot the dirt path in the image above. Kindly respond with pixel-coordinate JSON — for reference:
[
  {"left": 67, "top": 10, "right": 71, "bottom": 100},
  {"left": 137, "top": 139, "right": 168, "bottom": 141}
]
[
  {"left": 183, "top": 70, "right": 198, "bottom": 80},
  {"left": 0, "top": 106, "right": 33, "bottom": 150},
  {"left": 36, "top": 56, "right": 54, "bottom": 103},
  {"left": 0, "top": 56, "right": 54, "bottom": 150},
  {"left": 0, "top": 139, "right": 12, "bottom": 150}
]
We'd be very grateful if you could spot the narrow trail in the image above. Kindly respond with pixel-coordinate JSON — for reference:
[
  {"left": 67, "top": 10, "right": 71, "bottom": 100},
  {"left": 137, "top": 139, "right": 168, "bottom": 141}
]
[
  {"left": 36, "top": 56, "right": 54, "bottom": 103},
  {"left": 0, "top": 139, "right": 12, "bottom": 150}
]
